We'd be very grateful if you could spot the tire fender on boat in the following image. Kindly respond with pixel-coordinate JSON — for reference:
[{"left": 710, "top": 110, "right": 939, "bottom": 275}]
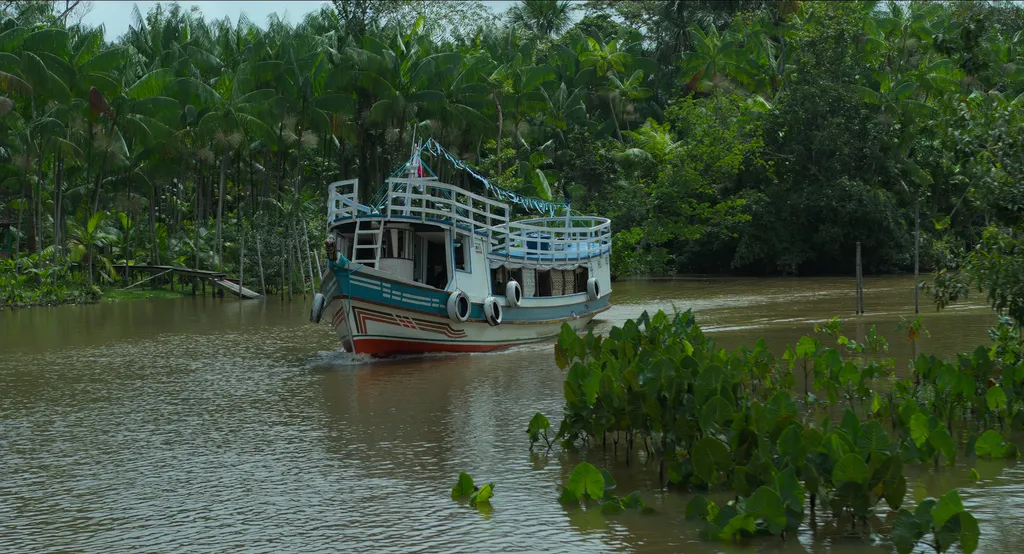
[
  {"left": 310, "top": 293, "right": 326, "bottom": 323},
  {"left": 484, "top": 296, "right": 503, "bottom": 326},
  {"left": 586, "top": 277, "right": 601, "bottom": 301},
  {"left": 447, "top": 289, "right": 471, "bottom": 322},
  {"left": 505, "top": 280, "right": 523, "bottom": 307}
]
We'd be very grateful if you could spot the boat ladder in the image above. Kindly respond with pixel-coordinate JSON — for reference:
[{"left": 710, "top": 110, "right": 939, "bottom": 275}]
[{"left": 352, "top": 218, "right": 384, "bottom": 268}]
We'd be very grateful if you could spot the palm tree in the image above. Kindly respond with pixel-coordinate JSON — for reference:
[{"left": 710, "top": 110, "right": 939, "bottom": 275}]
[
  {"left": 68, "top": 210, "right": 115, "bottom": 285},
  {"left": 507, "top": 1, "right": 575, "bottom": 39}
]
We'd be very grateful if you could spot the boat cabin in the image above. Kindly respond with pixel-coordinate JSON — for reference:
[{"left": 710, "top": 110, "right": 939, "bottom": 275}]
[{"left": 326, "top": 177, "right": 611, "bottom": 304}]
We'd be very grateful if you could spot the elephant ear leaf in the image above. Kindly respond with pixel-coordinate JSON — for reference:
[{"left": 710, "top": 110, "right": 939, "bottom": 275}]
[{"left": 450, "top": 472, "right": 474, "bottom": 498}]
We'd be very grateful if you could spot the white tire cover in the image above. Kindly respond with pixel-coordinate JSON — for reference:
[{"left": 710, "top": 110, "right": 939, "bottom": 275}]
[
  {"left": 447, "top": 290, "right": 471, "bottom": 322},
  {"left": 586, "top": 277, "right": 601, "bottom": 301},
  {"left": 505, "top": 280, "right": 523, "bottom": 307},
  {"left": 484, "top": 296, "right": 502, "bottom": 326}
]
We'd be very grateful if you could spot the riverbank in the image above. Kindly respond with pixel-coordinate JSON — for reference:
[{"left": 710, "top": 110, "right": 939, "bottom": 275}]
[{"left": 1, "top": 284, "right": 207, "bottom": 310}]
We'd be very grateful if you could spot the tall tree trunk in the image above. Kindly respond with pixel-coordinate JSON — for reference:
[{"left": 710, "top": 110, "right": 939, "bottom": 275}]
[
  {"left": 52, "top": 151, "right": 61, "bottom": 280},
  {"left": 215, "top": 148, "right": 230, "bottom": 272},
  {"left": 493, "top": 90, "right": 503, "bottom": 174},
  {"left": 238, "top": 200, "right": 245, "bottom": 298},
  {"left": 262, "top": 150, "right": 270, "bottom": 199},
  {"left": 14, "top": 175, "right": 25, "bottom": 263},
  {"left": 148, "top": 182, "right": 159, "bottom": 266},
  {"left": 193, "top": 184, "right": 201, "bottom": 271},
  {"left": 608, "top": 96, "right": 623, "bottom": 141}
]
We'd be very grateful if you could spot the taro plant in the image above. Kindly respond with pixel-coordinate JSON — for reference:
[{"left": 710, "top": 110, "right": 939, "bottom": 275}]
[
  {"left": 685, "top": 466, "right": 804, "bottom": 540},
  {"left": 450, "top": 472, "right": 494, "bottom": 508},
  {"left": 890, "top": 490, "right": 980, "bottom": 554},
  {"left": 558, "top": 462, "right": 652, "bottom": 515},
  {"left": 539, "top": 310, "right": 992, "bottom": 548},
  {"left": 527, "top": 412, "right": 554, "bottom": 451}
]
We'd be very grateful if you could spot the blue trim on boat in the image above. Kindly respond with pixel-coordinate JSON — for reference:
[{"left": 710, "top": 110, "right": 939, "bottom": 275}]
[{"left": 331, "top": 264, "right": 609, "bottom": 322}]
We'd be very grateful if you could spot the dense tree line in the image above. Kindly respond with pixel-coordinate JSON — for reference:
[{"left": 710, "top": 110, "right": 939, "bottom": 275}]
[{"left": 2, "top": 0, "right": 1024, "bottom": 305}]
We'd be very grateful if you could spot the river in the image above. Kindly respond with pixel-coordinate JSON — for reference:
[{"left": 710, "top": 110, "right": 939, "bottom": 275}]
[{"left": 1, "top": 276, "right": 1020, "bottom": 553}]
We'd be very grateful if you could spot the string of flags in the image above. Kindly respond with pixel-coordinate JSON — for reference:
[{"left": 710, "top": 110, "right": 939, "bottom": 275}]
[{"left": 410, "top": 139, "right": 570, "bottom": 217}]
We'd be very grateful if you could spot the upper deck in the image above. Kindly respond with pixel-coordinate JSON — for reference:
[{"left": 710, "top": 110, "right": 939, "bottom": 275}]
[{"left": 327, "top": 178, "right": 611, "bottom": 264}]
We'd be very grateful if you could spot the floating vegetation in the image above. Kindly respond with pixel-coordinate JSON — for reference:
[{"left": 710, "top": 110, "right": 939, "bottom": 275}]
[
  {"left": 533, "top": 310, "right": 1024, "bottom": 551},
  {"left": 451, "top": 472, "right": 494, "bottom": 508}
]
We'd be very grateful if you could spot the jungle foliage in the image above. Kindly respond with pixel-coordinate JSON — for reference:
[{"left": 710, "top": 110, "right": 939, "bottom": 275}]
[{"left": 2, "top": 0, "right": 1024, "bottom": 309}]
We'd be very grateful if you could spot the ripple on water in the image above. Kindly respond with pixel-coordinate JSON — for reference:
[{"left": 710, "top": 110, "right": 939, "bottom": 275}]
[{"left": 0, "top": 280, "right": 1017, "bottom": 553}]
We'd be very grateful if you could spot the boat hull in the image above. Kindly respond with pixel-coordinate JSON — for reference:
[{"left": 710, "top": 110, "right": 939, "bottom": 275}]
[{"left": 320, "top": 267, "right": 609, "bottom": 357}]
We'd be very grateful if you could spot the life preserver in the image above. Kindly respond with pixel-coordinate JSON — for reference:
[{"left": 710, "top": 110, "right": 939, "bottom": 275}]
[
  {"left": 586, "top": 277, "right": 601, "bottom": 300},
  {"left": 484, "top": 296, "right": 503, "bottom": 326},
  {"left": 310, "top": 292, "right": 325, "bottom": 323},
  {"left": 447, "top": 289, "right": 471, "bottom": 322},
  {"left": 505, "top": 280, "right": 523, "bottom": 307}
]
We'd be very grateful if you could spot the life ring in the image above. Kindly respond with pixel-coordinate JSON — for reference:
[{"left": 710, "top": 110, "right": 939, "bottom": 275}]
[
  {"left": 484, "top": 296, "right": 503, "bottom": 326},
  {"left": 505, "top": 279, "right": 523, "bottom": 307},
  {"left": 310, "top": 292, "right": 326, "bottom": 323},
  {"left": 586, "top": 277, "right": 601, "bottom": 301},
  {"left": 447, "top": 289, "right": 471, "bottom": 322}
]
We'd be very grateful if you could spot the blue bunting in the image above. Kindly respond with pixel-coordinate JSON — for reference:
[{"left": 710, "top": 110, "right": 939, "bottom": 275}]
[{"left": 413, "top": 139, "right": 569, "bottom": 217}]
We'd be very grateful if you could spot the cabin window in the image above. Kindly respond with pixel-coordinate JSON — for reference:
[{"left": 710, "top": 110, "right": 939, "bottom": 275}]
[
  {"left": 536, "top": 270, "right": 552, "bottom": 297},
  {"left": 454, "top": 233, "right": 470, "bottom": 271}
]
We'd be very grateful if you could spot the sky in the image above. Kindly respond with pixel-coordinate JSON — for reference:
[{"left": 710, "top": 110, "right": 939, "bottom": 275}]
[{"left": 81, "top": 1, "right": 521, "bottom": 40}]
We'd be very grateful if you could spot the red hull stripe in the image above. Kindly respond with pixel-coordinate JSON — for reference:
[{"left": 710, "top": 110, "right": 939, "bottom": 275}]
[{"left": 353, "top": 338, "right": 518, "bottom": 356}]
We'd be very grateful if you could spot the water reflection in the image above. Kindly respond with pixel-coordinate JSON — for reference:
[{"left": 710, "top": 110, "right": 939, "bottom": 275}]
[{"left": 0, "top": 277, "right": 1014, "bottom": 552}]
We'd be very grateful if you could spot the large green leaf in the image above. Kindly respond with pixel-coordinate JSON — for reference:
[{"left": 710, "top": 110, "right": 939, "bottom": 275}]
[
  {"left": 469, "top": 483, "right": 493, "bottom": 506},
  {"left": 745, "top": 486, "right": 786, "bottom": 532},
  {"left": 930, "top": 489, "right": 964, "bottom": 529},
  {"left": 928, "top": 426, "right": 956, "bottom": 464},
  {"left": 19, "top": 51, "right": 49, "bottom": 91},
  {"left": 765, "top": 390, "right": 797, "bottom": 426},
  {"left": 699, "top": 395, "right": 734, "bottom": 433},
  {"left": 910, "top": 412, "right": 930, "bottom": 447},
  {"left": 692, "top": 437, "right": 731, "bottom": 485},
  {"left": 21, "top": 28, "right": 68, "bottom": 57},
  {"left": 986, "top": 386, "right": 1007, "bottom": 411},
  {"left": 127, "top": 68, "right": 174, "bottom": 100},
  {"left": 975, "top": 430, "right": 1012, "bottom": 458},
  {"left": 79, "top": 47, "right": 126, "bottom": 74},
  {"left": 857, "top": 420, "right": 891, "bottom": 456},
  {"left": 450, "top": 471, "right": 475, "bottom": 498},
  {"left": 891, "top": 509, "right": 925, "bottom": 554},
  {"left": 566, "top": 462, "right": 605, "bottom": 501},
  {"left": 832, "top": 453, "right": 869, "bottom": 486},
  {"left": 0, "top": 26, "right": 31, "bottom": 53},
  {"left": 958, "top": 512, "right": 980, "bottom": 554}
]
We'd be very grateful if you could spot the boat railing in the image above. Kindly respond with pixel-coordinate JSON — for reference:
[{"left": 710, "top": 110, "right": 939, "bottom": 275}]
[
  {"left": 384, "top": 178, "right": 510, "bottom": 232},
  {"left": 329, "top": 179, "right": 610, "bottom": 264},
  {"left": 488, "top": 216, "right": 612, "bottom": 262},
  {"left": 327, "top": 179, "right": 364, "bottom": 224}
]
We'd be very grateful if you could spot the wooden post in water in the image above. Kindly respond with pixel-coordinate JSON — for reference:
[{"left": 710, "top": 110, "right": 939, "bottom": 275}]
[
  {"left": 855, "top": 241, "right": 863, "bottom": 315},
  {"left": 914, "top": 200, "right": 920, "bottom": 314}
]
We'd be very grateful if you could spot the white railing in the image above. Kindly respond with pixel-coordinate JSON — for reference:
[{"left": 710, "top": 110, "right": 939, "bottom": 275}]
[
  {"left": 328, "top": 178, "right": 611, "bottom": 263},
  {"left": 488, "top": 216, "right": 612, "bottom": 262},
  {"left": 327, "top": 179, "right": 362, "bottom": 224},
  {"left": 384, "top": 178, "right": 510, "bottom": 232}
]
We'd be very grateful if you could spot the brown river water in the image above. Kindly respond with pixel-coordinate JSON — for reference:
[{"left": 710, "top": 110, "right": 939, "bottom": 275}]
[{"left": 1, "top": 276, "right": 1020, "bottom": 553}]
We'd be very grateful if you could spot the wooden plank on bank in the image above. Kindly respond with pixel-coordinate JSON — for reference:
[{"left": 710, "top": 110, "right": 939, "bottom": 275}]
[{"left": 212, "top": 278, "right": 262, "bottom": 299}]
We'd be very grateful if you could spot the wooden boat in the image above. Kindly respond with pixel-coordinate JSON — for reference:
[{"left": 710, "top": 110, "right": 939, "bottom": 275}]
[{"left": 309, "top": 142, "right": 612, "bottom": 357}]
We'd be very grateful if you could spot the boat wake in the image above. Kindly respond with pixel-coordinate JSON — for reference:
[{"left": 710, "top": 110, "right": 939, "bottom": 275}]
[{"left": 308, "top": 349, "right": 376, "bottom": 369}]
